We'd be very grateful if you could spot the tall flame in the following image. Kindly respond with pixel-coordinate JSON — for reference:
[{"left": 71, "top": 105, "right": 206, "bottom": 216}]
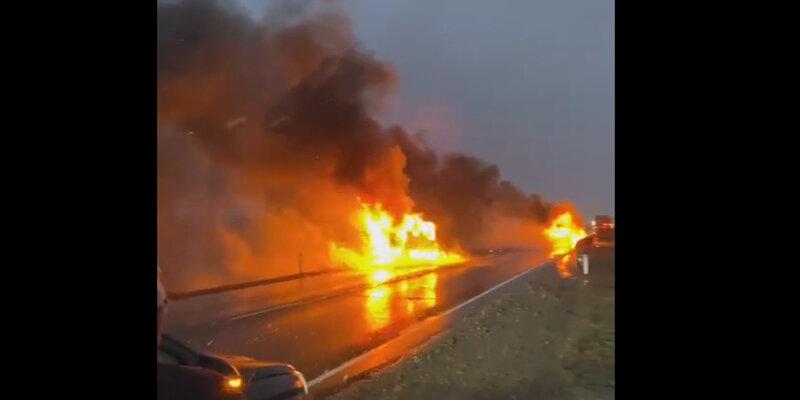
[
  {"left": 544, "top": 212, "right": 588, "bottom": 257},
  {"left": 330, "top": 202, "right": 465, "bottom": 277}
]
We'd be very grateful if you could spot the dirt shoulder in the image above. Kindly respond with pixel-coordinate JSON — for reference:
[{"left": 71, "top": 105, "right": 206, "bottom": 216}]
[{"left": 324, "top": 263, "right": 614, "bottom": 400}]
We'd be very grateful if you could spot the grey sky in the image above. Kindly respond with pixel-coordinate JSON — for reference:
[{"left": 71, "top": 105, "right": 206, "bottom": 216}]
[{"left": 238, "top": 0, "right": 614, "bottom": 219}]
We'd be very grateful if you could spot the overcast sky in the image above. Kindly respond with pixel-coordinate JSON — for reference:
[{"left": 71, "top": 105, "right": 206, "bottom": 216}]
[{"left": 239, "top": 0, "right": 614, "bottom": 219}]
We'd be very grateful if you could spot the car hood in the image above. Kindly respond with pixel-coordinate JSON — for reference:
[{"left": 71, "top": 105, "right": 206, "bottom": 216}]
[{"left": 210, "top": 354, "right": 298, "bottom": 380}]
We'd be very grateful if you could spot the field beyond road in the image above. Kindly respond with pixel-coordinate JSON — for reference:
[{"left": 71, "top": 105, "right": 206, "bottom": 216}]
[{"left": 324, "top": 263, "right": 614, "bottom": 400}]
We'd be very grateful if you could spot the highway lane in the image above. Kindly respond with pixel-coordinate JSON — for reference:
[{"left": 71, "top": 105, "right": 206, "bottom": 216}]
[{"left": 164, "top": 250, "right": 548, "bottom": 382}]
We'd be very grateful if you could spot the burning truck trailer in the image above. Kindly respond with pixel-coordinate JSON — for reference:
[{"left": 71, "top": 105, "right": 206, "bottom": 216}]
[{"left": 330, "top": 201, "right": 467, "bottom": 285}]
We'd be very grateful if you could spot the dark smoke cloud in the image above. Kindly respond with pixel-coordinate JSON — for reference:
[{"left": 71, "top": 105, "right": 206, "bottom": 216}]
[
  {"left": 265, "top": 50, "right": 397, "bottom": 185},
  {"left": 390, "top": 130, "right": 553, "bottom": 250},
  {"left": 158, "top": 0, "right": 555, "bottom": 291}
]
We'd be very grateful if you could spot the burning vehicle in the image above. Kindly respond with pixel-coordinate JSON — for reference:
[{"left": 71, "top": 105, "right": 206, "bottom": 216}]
[
  {"left": 545, "top": 211, "right": 588, "bottom": 258},
  {"left": 329, "top": 201, "right": 466, "bottom": 284}
]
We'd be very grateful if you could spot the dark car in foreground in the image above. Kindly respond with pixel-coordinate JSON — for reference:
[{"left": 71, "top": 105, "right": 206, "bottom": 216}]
[{"left": 158, "top": 335, "right": 308, "bottom": 400}]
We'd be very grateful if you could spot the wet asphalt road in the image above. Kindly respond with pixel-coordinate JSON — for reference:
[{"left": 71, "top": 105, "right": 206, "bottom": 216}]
[{"left": 164, "top": 250, "right": 547, "bottom": 381}]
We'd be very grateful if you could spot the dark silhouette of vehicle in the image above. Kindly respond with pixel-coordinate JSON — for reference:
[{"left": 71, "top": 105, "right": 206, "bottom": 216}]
[
  {"left": 158, "top": 335, "right": 308, "bottom": 400},
  {"left": 571, "top": 227, "right": 614, "bottom": 284},
  {"left": 592, "top": 215, "right": 615, "bottom": 248}
]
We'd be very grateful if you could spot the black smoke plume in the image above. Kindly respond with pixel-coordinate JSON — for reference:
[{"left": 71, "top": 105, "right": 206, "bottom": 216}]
[{"left": 158, "top": 0, "right": 553, "bottom": 291}]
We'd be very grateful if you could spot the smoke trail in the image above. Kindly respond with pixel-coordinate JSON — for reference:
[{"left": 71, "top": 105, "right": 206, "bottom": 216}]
[{"left": 158, "top": 0, "right": 555, "bottom": 291}]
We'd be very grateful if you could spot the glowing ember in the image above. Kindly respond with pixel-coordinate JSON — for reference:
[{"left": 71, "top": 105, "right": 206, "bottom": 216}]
[
  {"left": 330, "top": 202, "right": 465, "bottom": 276},
  {"left": 544, "top": 212, "right": 588, "bottom": 257}
]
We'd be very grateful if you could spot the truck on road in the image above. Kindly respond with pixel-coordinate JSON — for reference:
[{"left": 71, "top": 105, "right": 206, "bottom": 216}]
[{"left": 592, "top": 215, "right": 615, "bottom": 248}]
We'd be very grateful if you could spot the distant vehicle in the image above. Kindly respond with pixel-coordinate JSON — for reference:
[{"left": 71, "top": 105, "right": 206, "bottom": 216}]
[
  {"left": 594, "top": 215, "right": 613, "bottom": 226},
  {"left": 592, "top": 215, "right": 615, "bottom": 248},
  {"left": 158, "top": 335, "right": 308, "bottom": 400}
]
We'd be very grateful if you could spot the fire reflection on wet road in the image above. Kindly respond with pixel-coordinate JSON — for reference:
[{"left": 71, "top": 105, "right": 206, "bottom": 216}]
[
  {"left": 165, "top": 251, "right": 544, "bottom": 381},
  {"left": 365, "top": 272, "right": 438, "bottom": 331},
  {"left": 365, "top": 286, "right": 392, "bottom": 330}
]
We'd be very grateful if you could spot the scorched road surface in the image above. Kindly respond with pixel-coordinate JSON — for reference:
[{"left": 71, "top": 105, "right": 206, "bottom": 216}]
[{"left": 164, "top": 251, "right": 547, "bottom": 383}]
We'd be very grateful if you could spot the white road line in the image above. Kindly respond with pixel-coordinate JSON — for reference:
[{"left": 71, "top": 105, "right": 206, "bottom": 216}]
[
  {"left": 438, "top": 266, "right": 538, "bottom": 318},
  {"left": 306, "top": 263, "right": 543, "bottom": 388},
  {"left": 229, "top": 301, "right": 305, "bottom": 321}
]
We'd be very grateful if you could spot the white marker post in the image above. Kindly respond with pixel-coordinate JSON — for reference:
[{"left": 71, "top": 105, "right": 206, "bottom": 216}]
[{"left": 582, "top": 254, "right": 589, "bottom": 275}]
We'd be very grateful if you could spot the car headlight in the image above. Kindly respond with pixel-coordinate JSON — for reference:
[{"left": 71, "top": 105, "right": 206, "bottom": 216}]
[
  {"left": 221, "top": 376, "right": 243, "bottom": 395},
  {"left": 227, "top": 377, "right": 242, "bottom": 389},
  {"left": 293, "top": 371, "right": 308, "bottom": 395}
]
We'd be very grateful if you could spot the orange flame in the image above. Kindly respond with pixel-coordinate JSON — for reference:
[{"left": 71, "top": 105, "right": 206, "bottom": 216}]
[
  {"left": 330, "top": 202, "right": 465, "bottom": 276},
  {"left": 544, "top": 211, "right": 588, "bottom": 257},
  {"left": 556, "top": 254, "right": 573, "bottom": 278}
]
